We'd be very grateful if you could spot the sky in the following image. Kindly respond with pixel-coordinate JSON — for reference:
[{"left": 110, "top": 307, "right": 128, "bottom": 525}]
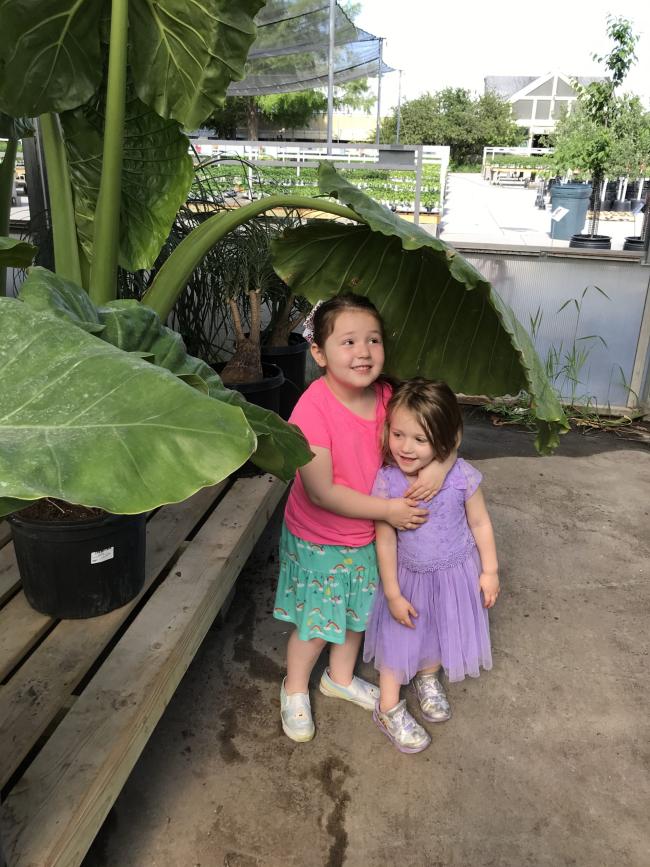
[{"left": 355, "top": 0, "right": 650, "bottom": 115}]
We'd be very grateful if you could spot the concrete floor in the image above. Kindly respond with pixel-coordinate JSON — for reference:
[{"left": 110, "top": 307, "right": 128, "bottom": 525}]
[
  {"left": 82, "top": 414, "right": 650, "bottom": 867},
  {"left": 440, "top": 174, "right": 644, "bottom": 250}
]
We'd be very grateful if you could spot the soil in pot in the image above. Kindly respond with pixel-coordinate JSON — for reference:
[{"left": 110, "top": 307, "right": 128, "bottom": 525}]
[
  {"left": 9, "top": 503, "right": 146, "bottom": 619},
  {"left": 261, "top": 333, "right": 309, "bottom": 420},
  {"left": 216, "top": 361, "right": 284, "bottom": 414}
]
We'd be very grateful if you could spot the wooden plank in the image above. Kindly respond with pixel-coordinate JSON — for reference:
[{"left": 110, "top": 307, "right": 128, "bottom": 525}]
[
  {"left": 1, "top": 475, "right": 285, "bottom": 867},
  {"left": 0, "top": 595, "right": 53, "bottom": 681},
  {"left": 0, "top": 483, "right": 225, "bottom": 792},
  {"left": 0, "top": 542, "right": 20, "bottom": 606}
]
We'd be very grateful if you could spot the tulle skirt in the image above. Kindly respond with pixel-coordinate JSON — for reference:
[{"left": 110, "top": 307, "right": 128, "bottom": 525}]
[{"left": 363, "top": 547, "right": 492, "bottom": 684}]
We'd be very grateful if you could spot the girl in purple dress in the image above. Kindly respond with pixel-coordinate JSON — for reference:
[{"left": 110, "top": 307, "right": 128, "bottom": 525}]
[{"left": 364, "top": 379, "right": 500, "bottom": 753}]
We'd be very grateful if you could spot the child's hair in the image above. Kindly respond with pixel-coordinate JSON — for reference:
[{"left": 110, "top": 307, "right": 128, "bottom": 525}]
[
  {"left": 311, "top": 293, "right": 384, "bottom": 347},
  {"left": 382, "top": 378, "right": 463, "bottom": 464}
]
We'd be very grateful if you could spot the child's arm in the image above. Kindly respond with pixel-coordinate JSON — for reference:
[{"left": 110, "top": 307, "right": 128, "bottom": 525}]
[
  {"left": 375, "top": 520, "right": 418, "bottom": 628},
  {"left": 465, "top": 487, "right": 500, "bottom": 608},
  {"left": 300, "top": 447, "right": 428, "bottom": 531},
  {"left": 405, "top": 447, "right": 458, "bottom": 501}
]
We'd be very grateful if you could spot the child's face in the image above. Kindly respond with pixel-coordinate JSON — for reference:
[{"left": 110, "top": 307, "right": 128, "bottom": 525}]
[
  {"left": 311, "top": 310, "right": 384, "bottom": 390},
  {"left": 388, "top": 406, "right": 435, "bottom": 476}
]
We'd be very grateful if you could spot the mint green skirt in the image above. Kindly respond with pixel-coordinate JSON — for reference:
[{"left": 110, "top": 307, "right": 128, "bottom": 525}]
[{"left": 273, "top": 523, "right": 379, "bottom": 643}]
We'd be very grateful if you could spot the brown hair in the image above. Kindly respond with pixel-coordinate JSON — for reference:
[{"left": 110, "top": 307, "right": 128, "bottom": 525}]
[
  {"left": 382, "top": 378, "right": 463, "bottom": 464},
  {"left": 312, "top": 293, "right": 384, "bottom": 347}
]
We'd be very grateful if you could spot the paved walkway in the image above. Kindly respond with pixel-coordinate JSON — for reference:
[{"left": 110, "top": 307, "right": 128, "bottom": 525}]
[
  {"left": 440, "top": 173, "right": 643, "bottom": 250},
  {"left": 81, "top": 415, "right": 649, "bottom": 867}
]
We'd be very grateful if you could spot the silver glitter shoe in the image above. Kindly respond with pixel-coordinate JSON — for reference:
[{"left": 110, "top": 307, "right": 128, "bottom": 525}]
[
  {"left": 413, "top": 672, "right": 451, "bottom": 722},
  {"left": 373, "top": 699, "right": 431, "bottom": 754}
]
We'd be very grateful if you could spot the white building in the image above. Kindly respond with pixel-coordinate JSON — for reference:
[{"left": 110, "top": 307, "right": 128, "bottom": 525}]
[{"left": 485, "top": 72, "right": 602, "bottom": 145}]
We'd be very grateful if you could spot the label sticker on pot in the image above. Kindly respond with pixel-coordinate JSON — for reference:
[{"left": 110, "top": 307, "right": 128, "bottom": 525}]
[
  {"left": 91, "top": 546, "right": 115, "bottom": 564},
  {"left": 551, "top": 206, "right": 569, "bottom": 222}
]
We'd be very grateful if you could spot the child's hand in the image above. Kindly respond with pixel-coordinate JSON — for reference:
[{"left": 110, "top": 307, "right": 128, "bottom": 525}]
[
  {"left": 405, "top": 456, "right": 452, "bottom": 501},
  {"left": 479, "top": 571, "right": 500, "bottom": 608},
  {"left": 386, "top": 497, "right": 428, "bottom": 531},
  {"left": 387, "top": 594, "right": 418, "bottom": 628}
]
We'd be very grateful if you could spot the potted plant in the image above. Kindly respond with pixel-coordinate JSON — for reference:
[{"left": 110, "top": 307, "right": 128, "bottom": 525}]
[
  {"left": 0, "top": 0, "right": 569, "bottom": 629},
  {"left": 0, "top": 0, "right": 319, "bottom": 618},
  {"left": 551, "top": 16, "right": 639, "bottom": 249}
]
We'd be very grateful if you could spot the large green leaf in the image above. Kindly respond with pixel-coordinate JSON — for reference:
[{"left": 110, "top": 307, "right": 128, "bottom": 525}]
[
  {"left": 19, "top": 267, "right": 104, "bottom": 333},
  {"left": 0, "top": 0, "right": 263, "bottom": 126},
  {"left": 60, "top": 83, "right": 193, "bottom": 272},
  {"left": 0, "top": 238, "right": 37, "bottom": 268},
  {"left": 270, "top": 163, "right": 569, "bottom": 454},
  {"left": 0, "top": 0, "right": 105, "bottom": 117},
  {"left": 0, "top": 113, "right": 34, "bottom": 139},
  {"left": 0, "top": 297, "right": 256, "bottom": 516},
  {"left": 97, "top": 301, "right": 313, "bottom": 480},
  {"left": 129, "top": 0, "right": 264, "bottom": 129},
  {"left": 18, "top": 273, "right": 313, "bottom": 481}
]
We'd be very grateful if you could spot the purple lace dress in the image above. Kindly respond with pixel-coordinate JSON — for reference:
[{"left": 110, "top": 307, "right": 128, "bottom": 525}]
[{"left": 363, "top": 459, "right": 492, "bottom": 684}]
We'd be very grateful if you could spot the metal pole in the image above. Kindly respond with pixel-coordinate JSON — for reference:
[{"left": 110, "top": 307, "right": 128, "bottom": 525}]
[
  {"left": 326, "top": 0, "right": 335, "bottom": 155},
  {"left": 413, "top": 145, "right": 422, "bottom": 226},
  {"left": 375, "top": 38, "right": 383, "bottom": 146},
  {"left": 396, "top": 69, "right": 402, "bottom": 144}
]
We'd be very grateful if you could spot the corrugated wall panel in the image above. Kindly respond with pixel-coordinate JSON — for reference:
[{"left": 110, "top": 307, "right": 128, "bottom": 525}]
[{"left": 460, "top": 250, "right": 650, "bottom": 408}]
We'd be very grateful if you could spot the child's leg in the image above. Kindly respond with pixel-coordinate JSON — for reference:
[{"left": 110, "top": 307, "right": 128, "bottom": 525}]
[
  {"left": 328, "top": 629, "right": 363, "bottom": 686},
  {"left": 318, "top": 630, "right": 379, "bottom": 710},
  {"left": 379, "top": 667, "right": 402, "bottom": 712},
  {"left": 285, "top": 629, "right": 326, "bottom": 694}
]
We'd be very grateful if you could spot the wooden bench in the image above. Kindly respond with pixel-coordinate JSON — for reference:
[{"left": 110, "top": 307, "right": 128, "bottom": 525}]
[{"left": 0, "top": 474, "right": 285, "bottom": 867}]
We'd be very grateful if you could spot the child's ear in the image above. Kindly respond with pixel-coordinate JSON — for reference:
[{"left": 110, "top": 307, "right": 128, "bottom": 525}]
[
  {"left": 455, "top": 430, "right": 463, "bottom": 449},
  {"left": 310, "top": 343, "right": 327, "bottom": 368}
]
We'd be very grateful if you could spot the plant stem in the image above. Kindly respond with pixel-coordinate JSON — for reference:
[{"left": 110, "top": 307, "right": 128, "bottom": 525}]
[
  {"left": 142, "top": 195, "right": 363, "bottom": 321},
  {"left": 89, "top": 0, "right": 128, "bottom": 305},
  {"left": 0, "top": 137, "right": 18, "bottom": 295},
  {"left": 39, "top": 114, "right": 83, "bottom": 286}
]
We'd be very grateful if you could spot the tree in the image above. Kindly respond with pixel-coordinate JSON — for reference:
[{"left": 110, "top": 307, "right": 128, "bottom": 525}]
[
  {"left": 550, "top": 15, "right": 639, "bottom": 233},
  {"left": 204, "top": 0, "right": 375, "bottom": 140},
  {"left": 380, "top": 88, "right": 522, "bottom": 165},
  {"left": 206, "top": 79, "right": 375, "bottom": 140}
]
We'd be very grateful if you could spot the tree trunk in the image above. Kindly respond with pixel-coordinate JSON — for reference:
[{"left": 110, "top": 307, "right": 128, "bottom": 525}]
[
  {"left": 246, "top": 97, "right": 259, "bottom": 141},
  {"left": 220, "top": 291, "right": 264, "bottom": 384},
  {"left": 266, "top": 294, "right": 308, "bottom": 347}
]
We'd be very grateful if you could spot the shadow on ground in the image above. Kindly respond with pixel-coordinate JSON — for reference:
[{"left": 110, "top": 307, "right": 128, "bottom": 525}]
[{"left": 83, "top": 414, "right": 650, "bottom": 867}]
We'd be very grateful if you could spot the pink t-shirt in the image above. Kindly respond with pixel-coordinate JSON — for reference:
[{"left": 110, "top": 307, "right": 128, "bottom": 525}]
[{"left": 284, "top": 377, "right": 391, "bottom": 547}]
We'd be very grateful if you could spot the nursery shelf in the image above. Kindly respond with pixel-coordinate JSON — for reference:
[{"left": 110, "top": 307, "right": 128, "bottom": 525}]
[{"left": 0, "top": 474, "right": 286, "bottom": 867}]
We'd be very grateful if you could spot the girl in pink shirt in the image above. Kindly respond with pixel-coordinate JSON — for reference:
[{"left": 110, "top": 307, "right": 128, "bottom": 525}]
[{"left": 274, "top": 294, "right": 455, "bottom": 742}]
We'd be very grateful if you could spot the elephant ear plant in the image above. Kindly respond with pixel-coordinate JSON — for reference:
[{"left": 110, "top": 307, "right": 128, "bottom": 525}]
[
  {"left": 0, "top": 0, "right": 318, "bottom": 519},
  {"left": 271, "top": 163, "right": 570, "bottom": 455},
  {"left": 0, "top": 0, "right": 567, "bottom": 529}
]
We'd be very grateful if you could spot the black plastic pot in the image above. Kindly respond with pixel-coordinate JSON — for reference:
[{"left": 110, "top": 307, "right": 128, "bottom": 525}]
[
  {"left": 612, "top": 200, "right": 631, "bottom": 212},
  {"left": 569, "top": 234, "right": 612, "bottom": 250},
  {"left": 219, "top": 362, "right": 285, "bottom": 414},
  {"left": 261, "top": 333, "right": 309, "bottom": 420},
  {"left": 623, "top": 236, "right": 646, "bottom": 252},
  {"left": 629, "top": 200, "right": 645, "bottom": 215},
  {"left": 8, "top": 511, "right": 146, "bottom": 619}
]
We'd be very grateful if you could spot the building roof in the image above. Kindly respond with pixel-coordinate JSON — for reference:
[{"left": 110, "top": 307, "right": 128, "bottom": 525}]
[{"left": 484, "top": 74, "right": 604, "bottom": 99}]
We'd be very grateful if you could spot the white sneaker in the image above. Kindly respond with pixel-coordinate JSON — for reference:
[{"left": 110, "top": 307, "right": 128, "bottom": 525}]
[
  {"left": 280, "top": 678, "right": 315, "bottom": 742},
  {"left": 318, "top": 668, "right": 379, "bottom": 710}
]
